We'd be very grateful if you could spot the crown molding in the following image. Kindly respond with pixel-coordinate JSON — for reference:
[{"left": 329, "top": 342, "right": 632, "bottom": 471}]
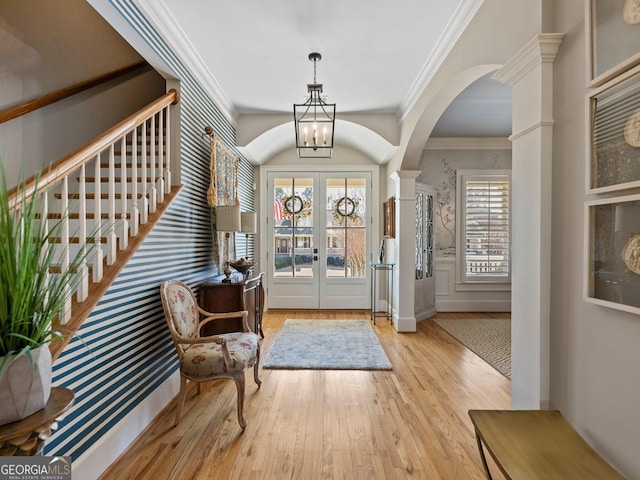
[
  {"left": 134, "top": 0, "right": 237, "bottom": 123},
  {"left": 424, "top": 137, "right": 511, "bottom": 150},
  {"left": 399, "top": 0, "right": 485, "bottom": 121}
]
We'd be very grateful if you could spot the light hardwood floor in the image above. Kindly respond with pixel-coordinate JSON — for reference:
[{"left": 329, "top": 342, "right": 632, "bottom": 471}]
[{"left": 100, "top": 311, "right": 511, "bottom": 480}]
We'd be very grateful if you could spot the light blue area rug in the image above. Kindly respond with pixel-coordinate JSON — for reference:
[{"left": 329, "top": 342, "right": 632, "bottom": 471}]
[{"left": 263, "top": 320, "right": 393, "bottom": 370}]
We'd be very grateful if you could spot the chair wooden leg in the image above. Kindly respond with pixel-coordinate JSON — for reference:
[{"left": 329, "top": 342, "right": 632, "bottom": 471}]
[
  {"left": 175, "top": 375, "right": 188, "bottom": 426},
  {"left": 254, "top": 347, "right": 262, "bottom": 388},
  {"left": 232, "top": 373, "right": 247, "bottom": 431}
]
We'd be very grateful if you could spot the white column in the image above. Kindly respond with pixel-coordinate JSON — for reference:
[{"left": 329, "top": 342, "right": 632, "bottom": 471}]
[
  {"left": 493, "top": 33, "right": 564, "bottom": 409},
  {"left": 390, "top": 170, "right": 420, "bottom": 332}
]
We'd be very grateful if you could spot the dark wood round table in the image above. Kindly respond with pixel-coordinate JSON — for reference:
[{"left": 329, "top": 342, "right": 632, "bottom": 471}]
[{"left": 0, "top": 387, "right": 74, "bottom": 456}]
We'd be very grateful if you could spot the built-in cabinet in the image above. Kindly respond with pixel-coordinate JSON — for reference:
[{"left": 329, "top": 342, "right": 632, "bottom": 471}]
[{"left": 415, "top": 183, "right": 437, "bottom": 320}]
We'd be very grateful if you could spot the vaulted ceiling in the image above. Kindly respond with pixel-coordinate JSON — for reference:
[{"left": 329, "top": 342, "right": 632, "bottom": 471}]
[{"left": 129, "top": 0, "right": 512, "bottom": 163}]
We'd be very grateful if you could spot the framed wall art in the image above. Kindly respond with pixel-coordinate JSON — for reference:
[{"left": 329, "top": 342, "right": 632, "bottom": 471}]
[
  {"left": 586, "top": 0, "right": 640, "bottom": 87},
  {"left": 383, "top": 196, "right": 395, "bottom": 238},
  {"left": 586, "top": 63, "right": 640, "bottom": 193},
  {"left": 585, "top": 193, "right": 640, "bottom": 314}
]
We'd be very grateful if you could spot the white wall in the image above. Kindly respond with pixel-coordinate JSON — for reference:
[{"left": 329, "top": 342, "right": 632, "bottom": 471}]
[
  {"left": 0, "top": 0, "right": 164, "bottom": 186},
  {"left": 551, "top": 0, "right": 640, "bottom": 476},
  {"left": 418, "top": 145, "right": 512, "bottom": 252}
]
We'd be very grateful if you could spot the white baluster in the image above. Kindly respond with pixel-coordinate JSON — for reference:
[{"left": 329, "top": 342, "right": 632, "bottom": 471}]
[
  {"left": 140, "top": 121, "right": 149, "bottom": 225},
  {"left": 40, "top": 191, "right": 50, "bottom": 310},
  {"left": 120, "top": 135, "right": 129, "bottom": 250},
  {"left": 157, "top": 109, "right": 165, "bottom": 203},
  {"left": 93, "top": 153, "right": 103, "bottom": 283},
  {"left": 149, "top": 115, "right": 157, "bottom": 213},
  {"left": 60, "top": 177, "right": 71, "bottom": 323},
  {"left": 106, "top": 144, "right": 117, "bottom": 265},
  {"left": 130, "top": 127, "right": 140, "bottom": 237},
  {"left": 164, "top": 106, "right": 171, "bottom": 194},
  {"left": 76, "top": 164, "right": 89, "bottom": 302}
]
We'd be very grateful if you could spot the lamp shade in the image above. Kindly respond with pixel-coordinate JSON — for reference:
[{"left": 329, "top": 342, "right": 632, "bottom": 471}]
[
  {"left": 241, "top": 211, "right": 257, "bottom": 233},
  {"left": 216, "top": 205, "right": 241, "bottom": 232}
]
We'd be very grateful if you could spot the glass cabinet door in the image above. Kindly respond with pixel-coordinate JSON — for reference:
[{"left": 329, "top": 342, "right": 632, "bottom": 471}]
[{"left": 415, "top": 183, "right": 437, "bottom": 319}]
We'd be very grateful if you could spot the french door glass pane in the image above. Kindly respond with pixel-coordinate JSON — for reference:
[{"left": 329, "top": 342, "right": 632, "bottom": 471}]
[
  {"left": 273, "top": 177, "right": 313, "bottom": 278},
  {"left": 325, "top": 177, "right": 366, "bottom": 278}
]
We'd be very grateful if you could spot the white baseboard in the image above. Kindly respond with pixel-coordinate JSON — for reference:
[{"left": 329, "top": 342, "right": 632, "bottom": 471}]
[
  {"left": 394, "top": 315, "right": 417, "bottom": 332},
  {"left": 416, "top": 307, "right": 437, "bottom": 322},
  {"left": 71, "top": 371, "right": 180, "bottom": 480}
]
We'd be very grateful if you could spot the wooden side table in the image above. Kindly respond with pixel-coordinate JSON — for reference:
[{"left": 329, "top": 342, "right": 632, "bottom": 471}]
[
  {"left": 198, "top": 272, "right": 264, "bottom": 337},
  {"left": 0, "top": 387, "right": 74, "bottom": 456},
  {"left": 468, "top": 409, "right": 624, "bottom": 479}
]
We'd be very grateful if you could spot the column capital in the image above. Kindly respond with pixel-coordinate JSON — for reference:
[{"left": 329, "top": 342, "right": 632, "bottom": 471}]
[
  {"left": 492, "top": 33, "right": 565, "bottom": 86},
  {"left": 391, "top": 170, "right": 421, "bottom": 181}
]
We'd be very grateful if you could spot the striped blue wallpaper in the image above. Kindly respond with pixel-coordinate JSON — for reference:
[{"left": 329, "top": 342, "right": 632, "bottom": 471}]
[{"left": 47, "top": 0, "right": 255, "bottom": 461}]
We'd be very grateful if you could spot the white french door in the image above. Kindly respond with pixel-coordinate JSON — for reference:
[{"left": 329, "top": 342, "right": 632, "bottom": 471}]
[{"left": 266, "top": 170, "right": 372, "bottom": 309}]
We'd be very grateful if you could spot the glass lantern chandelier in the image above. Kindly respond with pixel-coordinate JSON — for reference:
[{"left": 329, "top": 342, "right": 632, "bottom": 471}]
[{"left": 293, "top": 52, "right": 336, "bottom": 158}]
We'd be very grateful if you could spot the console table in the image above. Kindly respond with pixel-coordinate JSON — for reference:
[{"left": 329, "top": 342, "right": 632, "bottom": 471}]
[
  {"left": 370, "top": 262, "right": 394, "bottom": 324},
  {"left": 198, "top": 271, "right": 264, "bottom": 337},
  {"left": 0, "top": 387, "right": 74, "bottom": 456},
  {"left": 468, "top": 409, "right": 624, "bottom": 479}
]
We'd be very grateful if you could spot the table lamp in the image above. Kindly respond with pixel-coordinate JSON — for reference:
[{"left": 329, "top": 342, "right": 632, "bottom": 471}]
[
  {"left": 241, "top": 211, "right": 257, "bottom": 260},
  {"left": 216, "top": 205, "right": 241, "bottom": 282}
]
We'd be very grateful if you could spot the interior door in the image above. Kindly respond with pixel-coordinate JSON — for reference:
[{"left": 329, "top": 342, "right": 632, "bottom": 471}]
[
  {"left": 267, "top": 172, "right": 371, "bottom": 309},
  {"left": 415, "top": 183, "right": 437, "bottom": 319}
]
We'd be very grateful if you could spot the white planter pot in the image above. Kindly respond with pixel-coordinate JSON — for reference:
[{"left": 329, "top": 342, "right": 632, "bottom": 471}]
[{"left": 0, "top": 346, "right": 52, "bottom": 425}]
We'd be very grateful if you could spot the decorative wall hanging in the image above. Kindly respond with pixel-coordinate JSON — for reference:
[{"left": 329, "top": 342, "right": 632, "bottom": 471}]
[
  {"left": 587, "top": 0, "right": 640, "bottom": 86},
  {"left": 585, "top": 194, "right": 640, "bottom": 314},
  {"left": 624, "top": 107, "right": 640, "bottom": 147},
  {"left": 383, "top": 197, "right": 395, "bottom": 238},
  {"left": 204, "top": 126, "right": 241, "bottom": 271},
  {"left": 624, "top": 0, "right": 640, "bottom": 24},
  {"left": 205, "top": 126, "right": 218, "bottom": 206},
  {"left": 622, "top": 234, "right": 640, "bottom": 274},
  {"left": 586, "top": 64, "right": 640, "bottom": 193}
]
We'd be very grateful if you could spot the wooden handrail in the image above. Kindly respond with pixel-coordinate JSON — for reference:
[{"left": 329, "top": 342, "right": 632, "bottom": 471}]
[
  {"left": 9, "top": 89, "right": 179, "bottom": 207},
  {"left": 0, "top": 61, "right": 150, "bottom": 125}
]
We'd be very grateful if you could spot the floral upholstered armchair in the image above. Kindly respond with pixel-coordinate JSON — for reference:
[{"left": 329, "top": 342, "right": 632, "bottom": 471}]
[{"left": 160, "top": 280, "right": 261, "bottom": 431}]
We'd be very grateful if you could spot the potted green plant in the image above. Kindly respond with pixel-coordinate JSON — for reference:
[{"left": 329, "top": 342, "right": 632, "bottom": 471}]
[{"left": 0, "top": 165, "right": 93, "bottom": 425}]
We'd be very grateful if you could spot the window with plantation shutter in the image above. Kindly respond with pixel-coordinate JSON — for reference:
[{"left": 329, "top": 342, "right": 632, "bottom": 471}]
[{"left": 457, "top": 170, "right": 511, "bottom": 284}]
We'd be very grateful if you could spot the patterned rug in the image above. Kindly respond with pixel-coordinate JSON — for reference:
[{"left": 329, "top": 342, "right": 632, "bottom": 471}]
[
  {"left": 433, "top": 317, "right": 511, "bottom": 379},
  {"left": 263, "top": 319, "right": 393, "bottom": 370}
]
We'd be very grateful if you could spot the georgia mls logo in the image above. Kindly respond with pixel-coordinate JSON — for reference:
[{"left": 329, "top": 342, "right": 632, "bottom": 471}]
[{"left": 0, "top": 456, "right": 71, "bottom": 480}]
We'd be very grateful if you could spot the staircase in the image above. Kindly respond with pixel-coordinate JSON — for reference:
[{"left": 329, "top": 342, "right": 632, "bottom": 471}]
[{"left": 11, "top": 89, "right": 181, "bottom": 360}]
